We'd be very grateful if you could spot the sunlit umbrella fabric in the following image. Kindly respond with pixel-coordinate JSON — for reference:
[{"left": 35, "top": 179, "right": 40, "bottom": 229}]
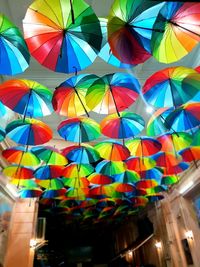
[
  {"left": 126, "top": 156, "right": 156, "bottom": 171},
  {"left": 151, "top": 2, "right": 200, "bottom": 63},
  {"left": 3, "top": 165, "right": 34, "bottom": 179},
  {"left": 163, "top": 162, "right": 189, "bottom": 175},
  {"left": 23, "top": 0, "right": 102, "bottom": 73},
  {"left": 113, "top": 170, "right": 140, "bottom": 184},
  {"left": 85, "top": 73, "right": 140, "bottom": 114},
  {"left": 6, "top": 118, "right": 52, "bottom": 145},
  {"left": 36, "top": 179, "right": 64, "bottom": 190},
  {"left": 62, "top": 163, "right": 94, "bottom": 178},
  {"left": 19, "top": 188, "right": 43, "bottom": 198},
  {"left": 58, "top": 117, "right": 101, "bottom": 142},
  {"left": 62, "top": 177, "right": 89, "bottom": 188},
  {"left": 87, "top": 173, "right": 113, "bottom": 185},
  {"left": 179, "top": 147, "right": 200, "bottom": 163},
  {"left": 152, "top": 152, "right": 182, "bottom": 168},
  {"left": 0, "top": 79, "right": 53, "bottom": 117},
  {"left": 34, "top": 165, "right": 64, "bottom": 179},
  {"left": 0, "top": 14, "right": 29, "bottom": 75},
  {"left": 95, "top": 160, "right": 126, "bottom": 176}
]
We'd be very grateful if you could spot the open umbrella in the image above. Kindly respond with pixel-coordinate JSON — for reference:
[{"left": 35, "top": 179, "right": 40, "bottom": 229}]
[
  {"left": 52, "top": 74, "right": 98, "bottom": 117},
  {"left": 42, "top": 188, "right": 67, "bottom": 199},
  {"left": 151, "top": 2, "right": 200, "bottom": 63},
  {"left": 95, "top": 160, "right": 126, "bottom": 176},
  {"left": 23, "top": 0, "right": 102, "bottom": 73},
  {"left": 137, "top": 168, "right": 163, "bottom": 184},
  {"left": 0, "top": 14, "right": 29, "bottom": 75},
  {"left": 58, "top": 117, "right": 101, "bottom": 143},
  {"left": 142, "top": 67, "right": 200, "bottom": 108},
  {"left": 179, "top": 147, "right": 200, "bottom": 167},
  {"left": 94, "top": 140, "right": 130, "bottom": 161},
  {"left": 85, "top": 73, "right": 140, "bottom": 114},
  {"left": 125, "top": 137, "right": 161, "bottom": 157},
  {"left": 34, "top": 165, "right": 64, "bottom": 179},
  {"left": 0, "top": 102, "right": 6, "bottom": 117},
  {"left": 98, "top": 18, "right": 134, "bottom": 68},
  {"left": 161, "top": 175, "right": 180, "bottom": 186},
  {"left": 6, "top": 118, "right": 53, "bottom": 145},
  {"left": 113, "top": 170, "right": 140, "bottom": 183},
  {"left": 0, "top": 126, "right": 6, "bottom": 142},
  {"left": 113, "top": 182, "right": 135, "bottom": 193},
  {"left": 165, "top": 103, "right": 200, "bottom": 133},
  {"left": 0, "top": 79, "right": 53, "bottom": 118},
  {"left": 152, "top": 152, "right": 182, "bottom": 168},
  {"left": 62, "top": 144, "right": 100, "bottom": 164},
  {"left": 87, "top": 173, "right": 113, "bottom": 185},
  {"left": 107, "top": 0, "right": 164, "bottom": 64},
  {"left": 62, "top": 163, "right": 94, "bottom": 178},
  {"left": 36, "top": 179, "right": 64, "bottom": 190},
  {"left": 19, "top": 188, "right": 43, "bottom": 198},
  {"left": 126, "top": 156, "right": 156, "bottom": 172},
  {"left": 100, "top": 112, "right": 145, "bottom": 139},
  {"left": 62, "top": 177, "right": 89, "bottom": 188},
  {"left": 163, "top": 162, "right": 189, "bottom": 175},
  {"left": 3, "top": 165, "right": 34, "bottom": 179}
]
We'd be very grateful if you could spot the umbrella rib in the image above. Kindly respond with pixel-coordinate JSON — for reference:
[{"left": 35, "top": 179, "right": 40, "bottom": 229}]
[
  {"left": 170, "top": 21, "right": 200, "bottom": 38},
  {"left": 69, "top": 0, "right": 75, "bottom": 24},
  {"left": 74, "top": 88, "right": 89, "bottom": 117},
  {"left": 110, "top": 87, "right": 120, "bottom": 117}
]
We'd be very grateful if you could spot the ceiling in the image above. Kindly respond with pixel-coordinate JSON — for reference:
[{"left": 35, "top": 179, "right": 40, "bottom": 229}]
[{"left": 1, "top": 0, "right": 200, "bottom": 147}]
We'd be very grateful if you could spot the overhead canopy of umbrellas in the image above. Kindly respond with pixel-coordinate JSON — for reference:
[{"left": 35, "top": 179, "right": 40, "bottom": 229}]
[{"left": 1, "top": 0, "right": 200, "bottom": 225}]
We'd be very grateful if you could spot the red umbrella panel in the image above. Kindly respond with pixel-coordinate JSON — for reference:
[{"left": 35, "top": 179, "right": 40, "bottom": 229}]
[
  {"left": 126, "top": 156, "right": 156, "bottom": 172},
  {"left": 152, "top": 152, "right": 182, "bottom": 168}
]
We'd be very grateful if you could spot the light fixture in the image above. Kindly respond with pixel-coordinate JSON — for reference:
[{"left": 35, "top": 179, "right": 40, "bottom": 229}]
[
  {"left": 146, "top": 106, "right": 154, "bottom": 114},
  {"left": 179, "top": 181, "right": 194, "bottom": 194},
  {"left": 155, "top": 241, "right": 162, "bottom": 249},
  {"left": 185, "top": 230, "right": 193, "bottom": 240},
  {"left": 30, "top": 239, "right": 37, "bottom": 248},
  {"left": 128, "top": 250, "right": 132, "bottom": 256}
]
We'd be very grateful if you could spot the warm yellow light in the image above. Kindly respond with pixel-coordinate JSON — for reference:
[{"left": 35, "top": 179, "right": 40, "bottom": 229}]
[
  {"left": 185, "top": 230, "right": 193, "bottom": 240},
  {"left": 30, "top": 239, "right": 37, "bottom": 248},
  {"left": 155, "top": 241, "right": 162, "bottom": 249}
]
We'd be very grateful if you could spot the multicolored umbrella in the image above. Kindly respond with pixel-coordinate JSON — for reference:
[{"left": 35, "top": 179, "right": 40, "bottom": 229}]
[
  {"left": 130, "top": 196, "right": 149, "bottom": 208},
  {"left": 62, "top": 163, "right": 94, "bottom": 178},
  {"left": 146, "top": 107, "right": 174, "bottom": 136},
  {"left": 142, "top": 67, "right": 200, "bottom": 108},
  {"left": 113, "top": 170, "right": 140, "bottom": 183},
  {"left": 0, "top": 126, "right": 6, "bottom": 142},
  {"left": 6, "top": 118, "right": 53, "bottom": 145},
  {"left": 114, "top": 182, "right": 135, "bottom": 193},
  {"left": 126, "top": 156, "right": 156, "bottom": 171},
  {"left": 52, "top": 74, "right": 98, "bottom": 117},
  {"left": 165, "top": 103, "right": 200, "bottom": 132},
  {"left": 125, "top": 137, "right": 161, "bottom": 157},
  {"left": 191, "top": 129, "right": 200, "bottom": 146},
  {"left": 161, "top": 175, "right": 180, "bottom": 185},
  {"left": 0, "top": 79, "right": 53, "bottom": 118},
  {"left": 136, "top": 168, "right": 163, "bottom": 182},
  {"left": 36, "top": 178, "right": 64, "bottom": 190},
  {"left": 163, "top": 162, "right": 189, "bottom": 175},
  {"left": 98, "top": 18, "right": 134, "bottom": 68},
  {"left": 0, "top": 102, "right": 6, "bottom": 117},
  {"left": 62, "top": 177, "right": 89, "bottom": 188},
  {"left": 136, "top": 179, "right": 158, "bottom": 189},
  {"left": 94, "top": 140, "right": 130, "bottom": 161},
  {"left": 151, "top": 2, "right": 200, "bottom": 63},
  {"left": 23, "top": 0, "right": 102, "bottom": 73},
  {"left": 152, "top": 152, "right": 182, "bottom": 168},
  {"left": 179, "top": 147, "right": 200, "bottom": 165},
  {"left": 0, "top": 14, "right": 29, "bottom": 75},
  {"left": 42, "top": 188, "right": 67, "bottom": 199},
  {"left": 157, "top": 132, "right": 192, "bottom": 154},
  {"left": 62, "top": 144, "right": 100, "bottom": 164},
  {"left": 95, "top": 160, "right": 126, "bottom": 176},
  {"left": 58, "top": 117, "right": 101, "bottom": 143},
  {"left": 34, "top": 165, "right": 64, "bottom": 179},
  {"left": 100, "top": 112, "right": 145, "bottom": 139},
  {"left": 107, "top": 0, "right": 163, "bottom": 64},
  {"left": 66, "top": 188, "right": 89, "bottom": 200},
  {"left": 19, "top": 188, "right": 43, "bottom": 198},
  {"left": 3, "top": 165, "right": 34, "bottom": 179},
  {"left": 31, "top": 146, "right": 67, "bottom": 166},
  {"left": 2, "top": 146, "right": 40, "bottom": 166},
  {"left": 85, "top": 73, "right": 140, "bottom": 114},
  {"left": 87, "top": 173, "right": 113, "bottom": 185}
]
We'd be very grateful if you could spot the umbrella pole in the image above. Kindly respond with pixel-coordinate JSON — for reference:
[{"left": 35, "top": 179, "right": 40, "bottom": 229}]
[
  {"left": 23, "top": 89, "right": 32, "bottom": 121},
  {"left": 160, "top": 114, "right": 179, "bottom": 136},
  {"left": 110, "top": 87, "right": 120, "bottom": 117},
  {"left": 74, "top": 88, "right": 90, "bottom": 117},
  {"left": 69, "top": 0, "right": 75, "bottom": 24}
]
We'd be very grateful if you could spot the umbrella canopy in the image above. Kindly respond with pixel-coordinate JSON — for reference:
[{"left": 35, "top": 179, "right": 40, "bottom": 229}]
[
  {"left": 3, "top": 165, "right": 34, "bottom": 179},
  {"left": 66, "top": 188, "right": 89, "bottom": 200},
  {"left": 151, "top": 2, "right": 200, "bottom": 63},
  {"left": 191, "top": 129, "right": 200, "bottom": 146},
  {"left": 34, "top": 165, "right": 64, "bottom": 179},
  {"left": 23, "top": 0, "right": 102, "bottom": 73},
  {"left": 165, "top": 103, "right": 200, "bottom": 132},
  {"left": 95, "top": 160, "right": 126, "bottom": 176},
  {"left": 58, "top": 117, "right": 101, "bottom": 143},
  {"left": 152, "top": 152, "right": 182, "bottom": 168},
  {"left": 130, "top": 196, "right": 149, "bottom": 208},
  {"left": 87, "top": 173, "right": 113, "bottom": 185},
  {"left": 42, "top": 188, "right": 67, "bottom": 199},
  {"left": 85, "top": 73, "right": 140, "bottom": 114},
  {"left": 0, "top": 102, "right": 6, "bottom": 117},
  {"left": 161, "top": 175, "right": 180, "bottom": 185},
  {"left": 179, "top": 147, "right": 200, "bottom": 163},
  {"left": 157, "top": 132, "right": 192, "bottom": 154},
  {"left": 0, "top": 126, "right": 6, "bottom": 142},
  {"left": 0, "top": 79, "right": 53, "bottom": 117},
  {"left": 100, "top": 112, "right": 145, "bottom": 139},
  {"left": 0, "top": 14, "right": 29, "bottom": 75},
  {"left": 62, "top": 144, "right": 100, "bottom": 164},
  {"left": 31, "top": 146, "right": 67, "bottom": 166},
  {"left": 142, "top": 67, "right": 200, "bottom": 108},
  {"left": 62, "top": 177, "right": 89, "bottom": 188},
  {"left": 126, "top": 156, "right": 156, "bottom": 171},
  {"left": 107, "top": 0, "right": 163, "bottom": 64},
  {"left": 125, "top": 137, "right": 161, "bottom": 157},
  {"left": 2, "top": 146, "right": 40, "bottom": 166},
  {"left": 19, "top": 188, "right": 43, "bottom": 198},
  {"left": 163, "top": 162, "right": 189, "bottom": 175},
  {"left": 6, "top": 118, "right": 53, "bottom": 145},
  {"left": 36, "top": 178, "right": 64, "bottom": 190},
  {"left": 113, "top": 170, "right": 140, "bottom": 183},
  {"left": 136, "top": 180, "right": 158, "bottom": 189},
  {"left": 114, "top": 182, "right": 135, "bottom": 193},
  {"left": 52, "top": 74, "right": 98, "bottom": 117},
  {"left": 94, "top": 140, "right": 130, "bottom": 161},
  {"left": 98, "top": 18, "right": 134, "bottom": 68},
  {"left": 137, "top": 168, "right": 163, "bottom": 184},
  {"left": 62, "top": 163, "right": 94, "bottom": 178},
  {"left": 146, "top": 107, "right": 174, "bottom": 136}
]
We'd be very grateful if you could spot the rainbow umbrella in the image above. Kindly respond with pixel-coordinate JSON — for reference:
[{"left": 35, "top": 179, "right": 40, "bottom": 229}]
[
  {"left": 157, "top": 132, "right": 192, "bottom": 154},
  {"left": 87, "top": 173, "right": 113, "bottom": 185},
  {"left": 3, "top": 165, "right": 34, "bottom": 179},
  {"left": 85, "top": 73, "right": 140, "bottom": 114},
  {"left": 165, "top": 103, "right": 200, "bottom": 133},
  {"left": 66, "top": 188, "right": 89, "bottom": 200},
  {"left": 98, "top": 207, "right": 115, "bottom": 220},
  {"left": 36, "top": 179, "right": 64, "bottom": 190},
  {"left": 23, "top": 0, "right": 102, "bottom": 73},
  {"left": 161, "top": 175, "right": 180, "bottom": 186},
  {"left": 146, "top": 185, "right": 167, "bottom": 194},
  {"left": 98, "top": 18, "right": 134, "bottom": 68},
  {"left": 100, "top": 112, "right": 145, "bottom": 139},
  {"left": 42, "top": 188, "right": 67, "bottom": 199},
  {"left": 130, "top": 196, "right": 149, "bottom": 208},
  {"left": 2, "top": 146, "right": 40, "bottom": 166},
  {"left": 179, "top": 147, "right": 200, "bottom": 165},
  {"left": 107, "top": 0, "right": 164, "bottom": 64},
  {"left": 136, "top": 179, "right": 158, "bottom": 189},
  {"left": 137, "top": 168, "right": 163, "bottom": 184},
  {"left": 0, "top": 102, "right": 6, "bottom": 117},
  {"left": 125, "top": 137, "right": 161, "bottom": 157},
  {"left": 151, "top": 2, "right": 200, "bottom": 63},
  {"left": 34, "top": 165, "right": 64, "bottom": 179},
  {"left": 152, "top": 152, "right": 182, "bottom": 168},
  {"left": 0, "top": 14, "right": 29, "bottom": 75},
  {"left": 62, "top": 177, "right": 89, "bottom": 188},
  {"left": 62, "top": 163, "right": 94, "bottom": 178},
  {"left": 113, "top": 170, "right": 140, "bottom": 183},
  {"left": 163, "top": 162, "right": 189, "bottom": 175},
  {"left": 96, "top": 198, "right": 116, "bottom": 208},
  {"left": 11, "top": 179, "right": 38, "bottom": 188},
  {"left": 142, "top": 67, "right": 200, "bottom": 108},
  {"left": 0, "top": 79, "right": 53, "bottom": 118},
  {"left": 146, "top": 194, "right": 164, "bottom": 202},
  {"left": 95, "top": 160, "right": 126, "bottom": 176},
  {"left": 31, "top": 146, "right": 67, "bottom": 166},
  {"left": 6, "top": 118, "right": 52, "bottom": 145},
  {"left": 146, "top": 107, "right": 174, "bottom": 136},
  {"left": 52, "top": 74, "right": 98, "bottom": 117},
  {"left": 19, "top": 188, "right": 43, "bottom": 198},
  {"left": 191, "top": 129, "right": 200, "bottom": 146},
  {"left": 113, "top": 182, "right": 135, "bottom": 193},
  {"left": 126, "top": 156, "right": 156, "bottom": 171},
  {"left": 62, "top": 144, "right": 100, "bottom": 164},
  {"left": 0, "top": 126, "right": 6, "bottom": 142},
  {"left": 94, "top": 140, "right": 130, "bottom": 161},
  {"left": 58, "top": 117, "right": 101, "bottom": 143}
]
